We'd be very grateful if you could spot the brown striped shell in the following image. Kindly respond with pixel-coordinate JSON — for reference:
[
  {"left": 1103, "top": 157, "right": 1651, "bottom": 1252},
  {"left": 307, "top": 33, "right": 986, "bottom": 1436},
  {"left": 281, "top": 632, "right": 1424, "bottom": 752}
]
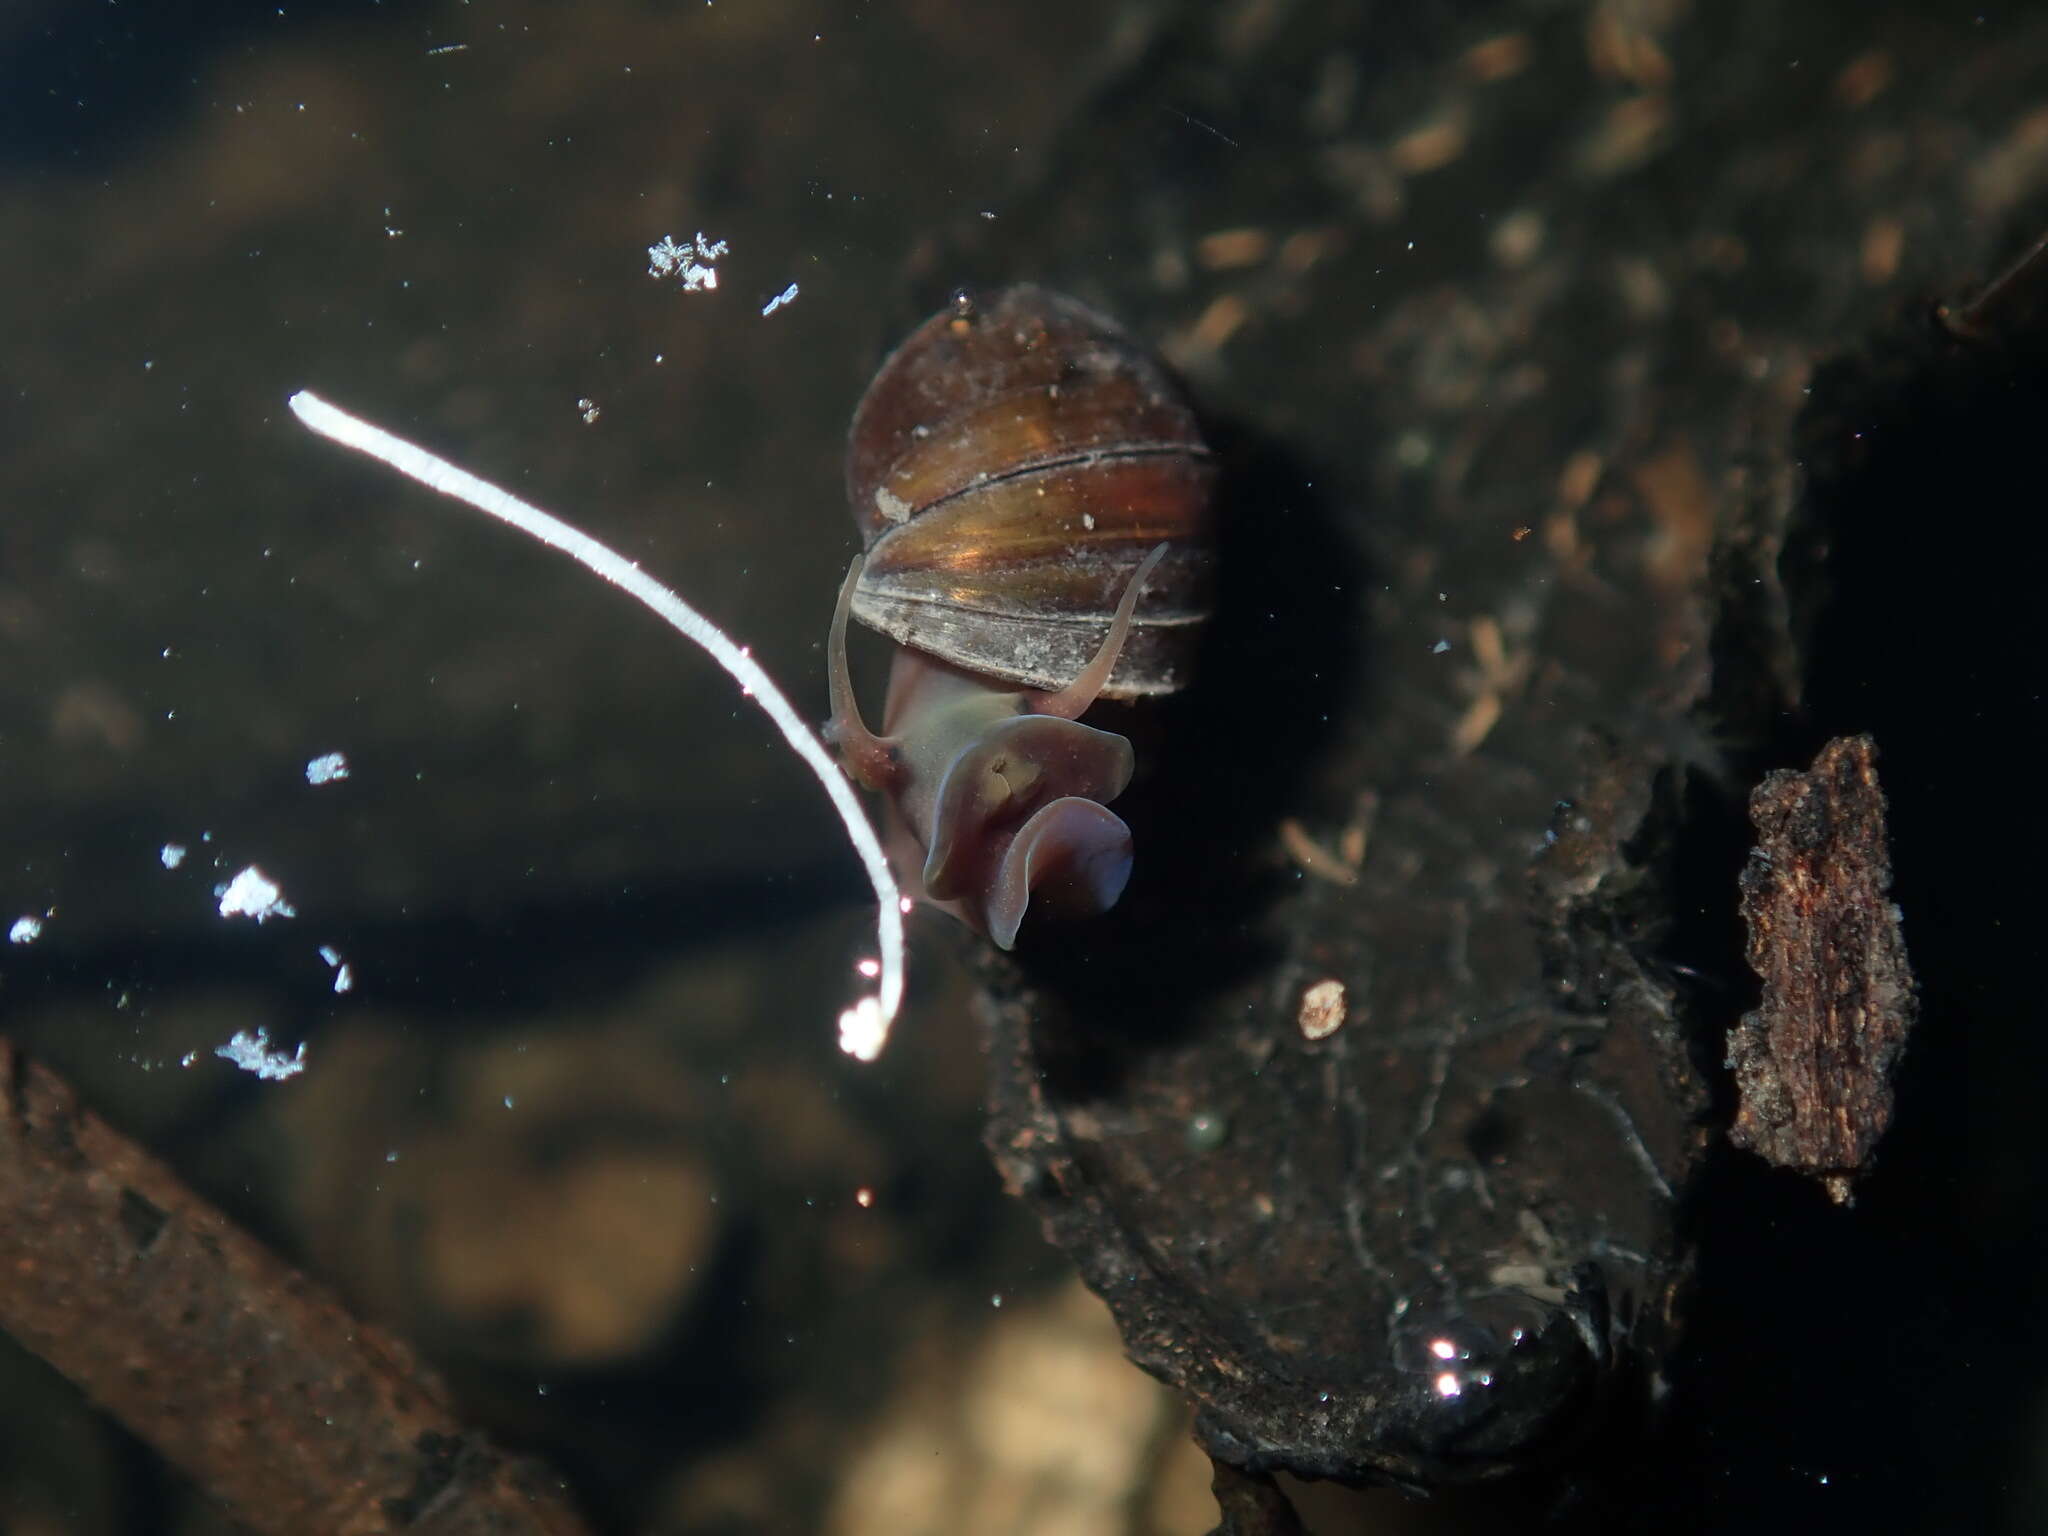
[{"left": 845, "top": 286, "right": 1216, "bottom": 699}]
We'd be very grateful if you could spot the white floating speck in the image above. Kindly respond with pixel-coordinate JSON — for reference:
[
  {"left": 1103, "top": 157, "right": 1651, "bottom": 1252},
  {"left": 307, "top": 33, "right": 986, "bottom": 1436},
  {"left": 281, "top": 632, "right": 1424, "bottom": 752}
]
[
  {"left": 161, "top": 843, "right": 188, "bottom": 869},
  {"left": 317, "top": 945, "right": 355, "bottom": 993},
  {"left": 305, "top": 751, "right": 350, "bottom": 785},
  {"left": 1298, "top": 978, "right": 1348, "bottom": 1040},
  {"left": 646, "top": 231, "right": 729, "bottom": 293},
  {"left": 215, "top": 1028, "right": 308, "bottom": 1081},
  {"left": 761, "top": 282, "right": 799, "bottom": 317},
  {"left": 216, "top": 866, "right": 296, "bottom": 922},
  {"left": 9, "top": 916, "right": 43, "bottom": 944}
]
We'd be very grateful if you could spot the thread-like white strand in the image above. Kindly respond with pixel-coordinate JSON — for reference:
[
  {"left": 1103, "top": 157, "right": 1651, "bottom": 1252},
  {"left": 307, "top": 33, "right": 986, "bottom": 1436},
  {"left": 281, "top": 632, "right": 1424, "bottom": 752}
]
[{"left": 286, "top": 390, "right": 903, "bottom": 1059}]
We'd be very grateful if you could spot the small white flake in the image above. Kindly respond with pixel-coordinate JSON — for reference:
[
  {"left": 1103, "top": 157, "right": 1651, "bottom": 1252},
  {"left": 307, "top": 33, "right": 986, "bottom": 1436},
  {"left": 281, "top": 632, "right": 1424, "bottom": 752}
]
[
  {"left": 9, "top": 916, "right": 43, "bottom": 944},
  {"left": 646, "top": 231, "right": 729, "bottom": 293},
  {"left": 317, "top": 945, "right": 355, "bottom": 993},
  {"left": 216, "top": 1028, "right": 307, "bottom": 1081},
  {"left": 161, "top": 843, "right": 188, "bottom": 869},
  {"left": 761, "top": 282, "right": 799, "bottom": 317},
  {"left": 216, "top": 866, "right": 296, "bottom": 922},
  {"left": 576, "top": 397, "right": 601, "bottom": 425},
  {"left": 305, "top": 751, "right": 351, "bottom": 785}
]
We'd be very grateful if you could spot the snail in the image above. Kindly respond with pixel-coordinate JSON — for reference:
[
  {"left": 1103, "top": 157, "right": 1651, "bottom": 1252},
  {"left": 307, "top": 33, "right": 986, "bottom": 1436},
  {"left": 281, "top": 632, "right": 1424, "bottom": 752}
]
[{"left": 825, "top": 286, "right": 1217, "bottom": 948}]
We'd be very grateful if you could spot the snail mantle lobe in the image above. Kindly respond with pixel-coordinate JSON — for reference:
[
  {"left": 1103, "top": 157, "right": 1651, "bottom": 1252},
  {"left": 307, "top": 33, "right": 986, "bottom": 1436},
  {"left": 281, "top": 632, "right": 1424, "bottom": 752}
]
[{"left": 826, "top": 286, "right": 1217, "bottom": 948}]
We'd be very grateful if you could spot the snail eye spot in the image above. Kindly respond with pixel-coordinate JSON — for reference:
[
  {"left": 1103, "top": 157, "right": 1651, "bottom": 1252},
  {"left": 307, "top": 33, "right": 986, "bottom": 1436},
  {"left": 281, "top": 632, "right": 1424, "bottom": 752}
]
[
  {"left": 993, "top": 756, "right": 1043, "bottom": 804},
  {"left": 977, "top": 761, "right": 1013, "bottom": 815}
]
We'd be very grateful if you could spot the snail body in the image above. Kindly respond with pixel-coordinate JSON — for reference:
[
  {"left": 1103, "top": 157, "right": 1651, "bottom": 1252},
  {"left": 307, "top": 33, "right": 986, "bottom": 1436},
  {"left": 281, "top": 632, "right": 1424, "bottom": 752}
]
[{"left": 826, "top": 286, "right": 1216, "bottom": 948}]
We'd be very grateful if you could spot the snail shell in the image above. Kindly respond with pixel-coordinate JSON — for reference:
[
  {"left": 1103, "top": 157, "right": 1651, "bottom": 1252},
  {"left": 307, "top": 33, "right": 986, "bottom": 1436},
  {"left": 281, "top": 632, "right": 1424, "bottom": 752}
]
[{"left": 844, "top": 285, "right": 1216, "bottom": 698}]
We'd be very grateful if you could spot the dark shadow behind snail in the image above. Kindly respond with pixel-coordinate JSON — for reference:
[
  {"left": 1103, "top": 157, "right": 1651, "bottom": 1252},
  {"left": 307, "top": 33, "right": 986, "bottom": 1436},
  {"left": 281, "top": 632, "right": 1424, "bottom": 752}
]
[{"left": 825, "top": 286, "right": 1217, "bottom": 947}]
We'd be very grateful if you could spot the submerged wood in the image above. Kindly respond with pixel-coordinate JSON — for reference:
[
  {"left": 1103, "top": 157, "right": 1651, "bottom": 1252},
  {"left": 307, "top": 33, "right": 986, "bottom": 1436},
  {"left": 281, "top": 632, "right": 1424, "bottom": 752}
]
[{"left": 0, "top": 1040, "right": 591, "bottom": 1536}]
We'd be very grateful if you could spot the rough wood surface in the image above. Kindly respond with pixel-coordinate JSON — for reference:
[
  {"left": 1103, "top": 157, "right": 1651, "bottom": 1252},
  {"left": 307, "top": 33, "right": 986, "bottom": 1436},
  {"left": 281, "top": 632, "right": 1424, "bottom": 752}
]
[
  {"left": 948, "top": 0, "right": 2048, "bottom": 1510},
  {"left": 1728, "top": 736, "right": 1914, "bottom": 1203}
]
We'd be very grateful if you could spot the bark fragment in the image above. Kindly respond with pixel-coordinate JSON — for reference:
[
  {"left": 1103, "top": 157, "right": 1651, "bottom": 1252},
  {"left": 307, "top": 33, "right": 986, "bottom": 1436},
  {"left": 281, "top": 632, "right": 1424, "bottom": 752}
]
[{"left": 1728, "top": 736, "right": 1916, "bottom": 1203}]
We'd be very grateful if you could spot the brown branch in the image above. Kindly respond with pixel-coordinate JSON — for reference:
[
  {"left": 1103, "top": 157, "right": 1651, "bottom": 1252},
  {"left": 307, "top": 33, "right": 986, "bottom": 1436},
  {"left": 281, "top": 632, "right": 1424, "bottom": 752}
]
[
  {"left": 1204, "top": 1458, "right": 1306, "bottom": 1536},
  {"left": 0, "top": 1039, "right": 592, "bottom": 1536}
]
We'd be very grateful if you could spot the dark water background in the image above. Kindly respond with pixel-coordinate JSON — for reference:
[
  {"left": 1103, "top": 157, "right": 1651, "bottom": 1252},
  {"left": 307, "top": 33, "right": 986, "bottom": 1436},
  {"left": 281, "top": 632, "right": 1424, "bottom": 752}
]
[
  {"left": 3, "top": 3, "right": 1094, "bottom": 1530},
  {"left": 3, "top": 1, "right": 2046, "bottom": 1532}
]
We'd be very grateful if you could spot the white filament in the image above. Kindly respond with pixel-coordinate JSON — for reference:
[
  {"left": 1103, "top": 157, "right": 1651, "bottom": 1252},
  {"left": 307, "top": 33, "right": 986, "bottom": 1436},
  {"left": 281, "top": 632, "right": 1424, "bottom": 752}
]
[{"left": 286, "top": 390, "right": 904, "bottom": 1059}]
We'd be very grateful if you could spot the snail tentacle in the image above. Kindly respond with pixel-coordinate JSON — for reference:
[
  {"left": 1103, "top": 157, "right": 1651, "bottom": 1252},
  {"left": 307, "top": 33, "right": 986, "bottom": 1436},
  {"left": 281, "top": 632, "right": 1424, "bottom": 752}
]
[
  {"left": 1032, "top": 542, "right": 1170, "bottom": 722},
  {"left": 824, "top": 554, "right": 899, "bottom": 790}
]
